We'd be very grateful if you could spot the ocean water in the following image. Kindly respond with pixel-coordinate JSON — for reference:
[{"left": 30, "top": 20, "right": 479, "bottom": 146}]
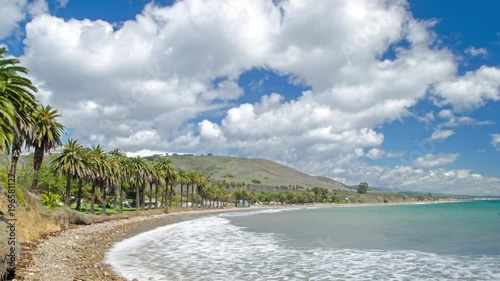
[{"left": 106, "top": 200, "right": 500, "bottom": 280}]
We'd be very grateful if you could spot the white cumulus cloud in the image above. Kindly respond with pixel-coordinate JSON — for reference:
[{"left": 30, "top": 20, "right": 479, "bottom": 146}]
[
  {"left": 432, "top": 66, "right": 500, "bottom": 111},
  {"left": 412, "top": 153, "right": 459, "bottom": 168},
  {"left": 464, "top": 46, "right": 488, "bottom": 57},
  {"left": 430, "top": 129, "right": 454, "bottom": 140},
  {"left": 0, "top": 0, "right": 27, "bottom": 39},
  {"left": 491, "top": 134, "right": 500, "bottom": 151}
]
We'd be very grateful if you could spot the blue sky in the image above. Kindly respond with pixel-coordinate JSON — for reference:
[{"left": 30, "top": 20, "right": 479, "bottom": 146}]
[{"left": 1, "top": 0, "right": 499, "bottom": 195}]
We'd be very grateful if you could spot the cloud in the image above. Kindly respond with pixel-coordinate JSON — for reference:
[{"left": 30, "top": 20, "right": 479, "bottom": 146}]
[
  {"left": 17, "top": 0, "right": 500, "bottom": 195},
  {"left": 436, "top": 109, "right": 493, "bottom": 127},
  {"left": 56, "top": 0, "right": 69, "bottom": 8},
  {"left": 27, "top": 0, "right": 48, "bottom": 17},
  {"left": 432, "top": 66, "right": 500, "bottom": 111},
  {"left": 412, "top": 153, "right": 459, "bottom": 168},
  {"left": 298, "top": 152, "right": 499, "bottom": 196},
  {"left": 0, "top": 0, "right": 27, "bottom": 39},
  {"left": 417, "top": 111, "right": 434, "bottom": 125},
  {"left": 365, "top": 148, "right": 385, "bottom": 160},
  {"left": 125, "top": 149, "right": 167, "bottom": 158},
  {"left": 464, "top": 46, "right": 488, "bottom": 57},
  {"left": 430, "top": 129, "right": 454, "bottom": 140},
  {"left": 492, "top": 134, "right": 500, "bottom": 151},
  {"left": 0, "top": 0, "right": 50, "bottom": 40},
  {"left": 364, "top": 148, "right": 403, "bottom": 160}
]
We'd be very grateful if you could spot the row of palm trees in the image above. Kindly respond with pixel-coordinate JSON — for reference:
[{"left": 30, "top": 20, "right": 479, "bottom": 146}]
[
  {"left": 0, "top": 47, "right": 65, "bottom": 198},
  {"left": 49, "top": 138, "right": 237, "bottom": 214}
]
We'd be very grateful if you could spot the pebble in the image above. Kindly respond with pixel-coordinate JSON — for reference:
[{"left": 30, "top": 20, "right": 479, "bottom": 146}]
[{"left": 15, "top": 213, "right": 173, "bottom": 281}]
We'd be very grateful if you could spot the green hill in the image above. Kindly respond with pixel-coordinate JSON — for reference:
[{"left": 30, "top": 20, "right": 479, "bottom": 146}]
[{"left": 168, "top": 154, "right": 349, "bottom": 191}]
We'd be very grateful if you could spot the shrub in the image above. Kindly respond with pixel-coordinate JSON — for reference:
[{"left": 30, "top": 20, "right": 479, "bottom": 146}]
[
  {"left": 251, "top": 179, "right": 261, "bottom": 184},
  {"left": 223, "top": 173, "right": 235, "bottom": 178},
  {"left": 40, "top": 192, "right": 62, "bottom": 209},
  {"left": 163, "top": 206, "right": 170, "bottom": 214},
  {"left": 15, "top": 185, "right": 26, "bottom": 206}
]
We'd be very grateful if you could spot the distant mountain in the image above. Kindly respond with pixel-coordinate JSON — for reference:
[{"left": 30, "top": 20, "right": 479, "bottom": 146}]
[
  {"left": 369, "top": 186, "right": 402, "bottom": 192},
  {"left": 168, "top": 155, "right": 349, "bottom": 191}
]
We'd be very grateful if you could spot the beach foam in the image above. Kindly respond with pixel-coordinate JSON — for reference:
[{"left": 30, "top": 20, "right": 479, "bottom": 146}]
[{"left": 106, "top": 213, "right": 500, "bottom": 280}]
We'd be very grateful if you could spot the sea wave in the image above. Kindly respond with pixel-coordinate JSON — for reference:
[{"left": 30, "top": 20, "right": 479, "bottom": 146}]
[
  {"left": 106, "top": 215, "right": 500, "bottom": 281},
  {"left": 218, "top": 207, "right": 300, "bottom": 217}
]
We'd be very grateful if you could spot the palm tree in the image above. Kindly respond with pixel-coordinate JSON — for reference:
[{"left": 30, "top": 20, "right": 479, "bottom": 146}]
[
  {"left": 130, "top": 156, "right": 148, "bottom": 211},
  {"left": 156, "top": 156, "right": 174, "bottom": 207},
  {"left": 187, "top": 170, "right": 199, "bottom": 208},
  {"left": 146, "top": 160, "right": 162, "bottom": 209},
  {"left": 0, "top": 95, "right": 15, "bottom": 152},
  {"left": 0, "top": 47, "right": 38, "bottom": 195},
  {"left": 197, "top": 179, "right": 208, "bottom": 207},
  {"left": 87, "top": 145, "right": 112, "bottom": 215},
  {"left": 75, "top": 147, "right": 90, "bottom": 212},
  {"left": 103, "top": 154, "right": 119, "bottom": 215},
  {"left": 196, "top": 174, "right": 207, "bottom": 207},
  {"left": 109, "top": 149, "right": 129, "bottom": 213},
  {"left": 51, "top": 139, "right": 87, "bottom": 206},
  {"left": 177, "top": 169, "right": 188, "bottom": 207},
  {"left": 30, "top": 105, "right": 65, "bottom": 194},
  {"left": 168, "top": 169, "right": 178, "bottom": 207}
]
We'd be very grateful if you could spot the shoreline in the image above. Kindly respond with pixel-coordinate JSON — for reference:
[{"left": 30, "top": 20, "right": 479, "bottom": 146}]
[
  {"left": 14, "top": 206, "right": 284, "bottom": 281},
  {"left": 13, "top": 200, "right": 459, "bottom": 281}
]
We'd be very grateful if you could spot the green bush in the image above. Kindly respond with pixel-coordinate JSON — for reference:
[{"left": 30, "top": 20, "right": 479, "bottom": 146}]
[
  {"left": 222, "top": 173, "right": 235, "bottom": 178},
  {"left": 40, "top": 192, "right": 62, "bottom": 209},
  {"left": 163, "top": 206, "right": 170, "bottom": 213},
  {"left": 251, "top": 179, "right": 261, "bottom": 184}
]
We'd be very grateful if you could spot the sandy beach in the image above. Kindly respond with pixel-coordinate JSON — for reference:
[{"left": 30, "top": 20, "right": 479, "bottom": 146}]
[{"left": 14, "top": 207, "right": 263, "bottom": 281}]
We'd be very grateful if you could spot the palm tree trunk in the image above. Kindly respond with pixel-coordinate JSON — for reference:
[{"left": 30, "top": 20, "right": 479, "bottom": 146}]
[
  {"left": 154, "top": 183, "right": 159, "bottom": 209},
  {"left": 90, "top": 181, "right": 96, "bottom": 214},
  {"left": 119, "top": 181, "right": 124, "bottom": 214},
  {"left": 31, "top": 146, "right": 44, "bottom": 194},
  {"left": 113, "top": 184, "right": 118, "bottom": 210},
  {"left": 149, "top": 182, "right": 153, "bottom": 209},
  {"left": 162, "top": 181, "right": 168, "bottom": 208},
  {"left": 76, "top": 178, "right": 83, "bottom": 211},
  {"left": 141, "top": 184, "right": 146, "bottom": 210},
  {"left": 8, "top": 135, "right": 22, "bottom": 184},
  {"left": 191, "top": 185, "right": 195, "bottom": 207},
  {"left": 181, "top": 184, "right": 185, "bottom": 207},
  {"left": 64, "top": 174, "right": 72, "bottom": 206},
  {"left": 101, "top": 184, "right": 107, "bottom": 215},
  {"left": 169, "top": 184, "right": 174, "bottom": 207},
  {"left": 186, "top": 184, "right": 190, "bottom": 208},
  {"left": 7, "top": 136, "right": 22, "bottom": 214},
  {"left": 135, "top": 177, "right": 140, "bottom": 211}
]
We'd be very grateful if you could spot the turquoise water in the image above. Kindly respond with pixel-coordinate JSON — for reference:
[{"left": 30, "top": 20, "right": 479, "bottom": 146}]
[{"left": 106, "top": 201, "right": 500, "bottom": 280}]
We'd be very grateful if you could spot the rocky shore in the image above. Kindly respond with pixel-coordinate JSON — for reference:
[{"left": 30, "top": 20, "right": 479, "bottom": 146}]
[{"left": 13, "top": 208, "right": 246, "bottom": 281}]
